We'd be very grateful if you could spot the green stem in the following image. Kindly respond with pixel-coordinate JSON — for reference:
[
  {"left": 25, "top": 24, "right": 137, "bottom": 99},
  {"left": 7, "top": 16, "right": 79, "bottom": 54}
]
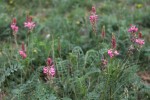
[{"left": 14, "top": 34, "right": 18, "bottom": 49}]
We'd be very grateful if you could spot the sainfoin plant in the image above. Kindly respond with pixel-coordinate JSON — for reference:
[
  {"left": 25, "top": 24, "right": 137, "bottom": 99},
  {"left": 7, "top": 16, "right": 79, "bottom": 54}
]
[{"left": 0, "top": 5, "right": 149, "bottom": 100}]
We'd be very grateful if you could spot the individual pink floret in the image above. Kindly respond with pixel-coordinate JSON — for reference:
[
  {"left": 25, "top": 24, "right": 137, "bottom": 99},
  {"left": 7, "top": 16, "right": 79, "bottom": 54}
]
[
  {"left": 11, "top": 24, "right": 18, "bottom": 33},
  {"left": 128, "top": 25, "right": 138, "bottom": 33},
  {"left": 108, "top": 49, "right": 114, "bottom": 58},
  {"left": 19, "top": 50, "right": 27, "bottom": 59},
  {"left": 24, "top": 22, "right": 35, "bottom": 30},
  {"left": 135, "top": 39, "right": 145, "bottom": 46},
  {"left": 43, "top": 67, "right": 48, "bottom": 74},
  {"left": 114, "top": 50, "right": 119, "bottom": 55}
]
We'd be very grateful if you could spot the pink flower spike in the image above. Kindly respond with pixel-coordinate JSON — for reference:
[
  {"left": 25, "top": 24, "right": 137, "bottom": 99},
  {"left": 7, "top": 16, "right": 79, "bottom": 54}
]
[
  {"left": 11, "top": 24, "right": 18, "bottom": 33},
  {"left": 111, "top": 35, "right": 116, "bottom": 49},
  {"left": 91, "top": 6, "right": 96, "bottom": 15},
  {"left": 19, "top": 50, "right": 27, "bottom": 59},
  {"left": 108, "top": 49, "right": 114, "bottom": 58},
  {"left": 89, "top": 6, "right": 98, "bottom": 24},
  {"left": 11, "top": 18, "right": 19, "bottom": 33},
  {"left": 46, "top": 58, "right": 52, "bottom": 66},
  {"left": 43, "top": 58, "right": 56, "bottom": 78},
  {"left": 24, "top": 22, "right": 35, "bottom": 30},
  {"left": 12, "top": 18, "right": 17, "bottom": 25},
  {"left": 24, "top": 16, "right": 35, "bottom": 30},
  {"left": 128, "top": 25, "right": 138, "bottom": 33},
  {"left": 135, "top": 39, "right": 145, "bottom": 45},
  {"left": 101, "top": 26, "right": 105, "bottom": 38}
]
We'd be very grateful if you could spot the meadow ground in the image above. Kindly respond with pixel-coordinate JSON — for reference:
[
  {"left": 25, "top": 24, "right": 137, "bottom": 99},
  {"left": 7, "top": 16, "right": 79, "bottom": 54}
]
[{"left": 0, "top": 0, "right": 150, "bottom": 100}]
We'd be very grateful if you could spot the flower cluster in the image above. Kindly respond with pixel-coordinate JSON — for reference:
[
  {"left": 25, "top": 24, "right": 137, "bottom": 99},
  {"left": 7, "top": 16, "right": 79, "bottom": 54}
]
[
  {"left": 128, "top": 25, "right": 145, "bottom": 47},
  {"left": 108, "top": 49, "right": 119, "bottom": 58},
  {"left": 128, "top": 25, "right": 138, "bottom": 33},
  {"left": 135, "top": 39, "right": 145, "bottom": 46},
  {"left": 24, "top": 16, "right": 36, "bottom": 31},
  {"left": 108, "top": 34, "right": 119, "bottom": 58},
  {"left": 11, "top": 16, "right": 36, "bottom": 34},
  {"left": 11, "top": 18, "right": 19, "bottom": 35},
  {"left": 89, "top": 6, "right": 98, "bottom": 34},
  {"left": 135, "top": 32, "right": 145, "bottom": 47},
  {"left": 43, "top": 58, "right": 56, "bottom": 78},
  {"left": 10, "top": 16, "right": 36, "bottom": 59},
  {"left": 19, "top": 42, "right": 27, "bottom": 59}
]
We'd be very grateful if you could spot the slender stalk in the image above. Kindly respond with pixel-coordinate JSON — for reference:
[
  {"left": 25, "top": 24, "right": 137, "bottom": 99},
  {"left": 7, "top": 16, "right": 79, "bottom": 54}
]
[
  {"left": 14, "top": 34, "right": 18, "bottom": 49},
  {"left": 52, "top": 34, "right": 55, "bottom": 60}
]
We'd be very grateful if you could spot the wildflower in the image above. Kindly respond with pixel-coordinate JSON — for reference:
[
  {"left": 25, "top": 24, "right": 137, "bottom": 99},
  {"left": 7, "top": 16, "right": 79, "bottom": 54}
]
[
  {"left": 46, "top": 58, "right": 52, "bottom": 66},
  {"left": 108, "top": 49, "right": 114, "bottom": 58},
  {"left": 114, "top": 50, "right": 119, "bottom": 55},
  {"left": 19, "top": 42, "right": 27, "bottom": 59},
  {"left": 128, "top": 25, "right": 138, "bottom": 33},
  {"left": 101, "top": 26, "right": 105, "bottom": 38},
  {"left": 48, "top": 65, "right": 55, "bottom": 77},
  {"left": 108, "top": 49, "right": 119, "bottom": 58},
  {"left": 11, "top": 24, "right": 18, "bottom": 33},
  {"left": 107, "top": 49, "right": 119, "bottom": 58},
  {"left": 138, "top": 32, "right": 142, "bottom": 38},
  {"left": 89, "top": 6, "right": 98, "bottom": 24},
  {"left": 136, "top": 32, "right": 145, "bottom": 47},
  {"left": 19, "top": 50, "right": 27, "bottom": 59},
  {"left": 89, "top": 15, "right": 98, "bottom": 25},
  {"left": 89, "top": 6, "right": 98, "bottom": 34},
  {"left": 108, "top": 34, "right": 119, "bottom": 58},
  {"left": 43, "top": 67, "right": 48, "bottom": 74},
  {"left": 11, "top": 18, "right": 19, "bottom": 34},
  {"left": 43, "top": 58, "right": 56, "bottom": 78},
  {"left": 111, "top": 34, "right": 116, "bottom": 49},
  {"left": 91, "top": 6, "right": 96, "bottom": 15},
  {"left": 43, "top": 66, "right": 55, "bottom": 77},
  {"left": 135, "top": 38, "right": 145, "bottom": 46},
  {"left": 24, "top": 16, "right": 35, "bottom": 30}
]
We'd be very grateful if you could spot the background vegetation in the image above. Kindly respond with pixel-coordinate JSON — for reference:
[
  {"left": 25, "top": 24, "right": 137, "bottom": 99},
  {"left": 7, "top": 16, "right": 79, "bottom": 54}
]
[{"left": 0, "top": 0, "right": 150, "bottom": 100}]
